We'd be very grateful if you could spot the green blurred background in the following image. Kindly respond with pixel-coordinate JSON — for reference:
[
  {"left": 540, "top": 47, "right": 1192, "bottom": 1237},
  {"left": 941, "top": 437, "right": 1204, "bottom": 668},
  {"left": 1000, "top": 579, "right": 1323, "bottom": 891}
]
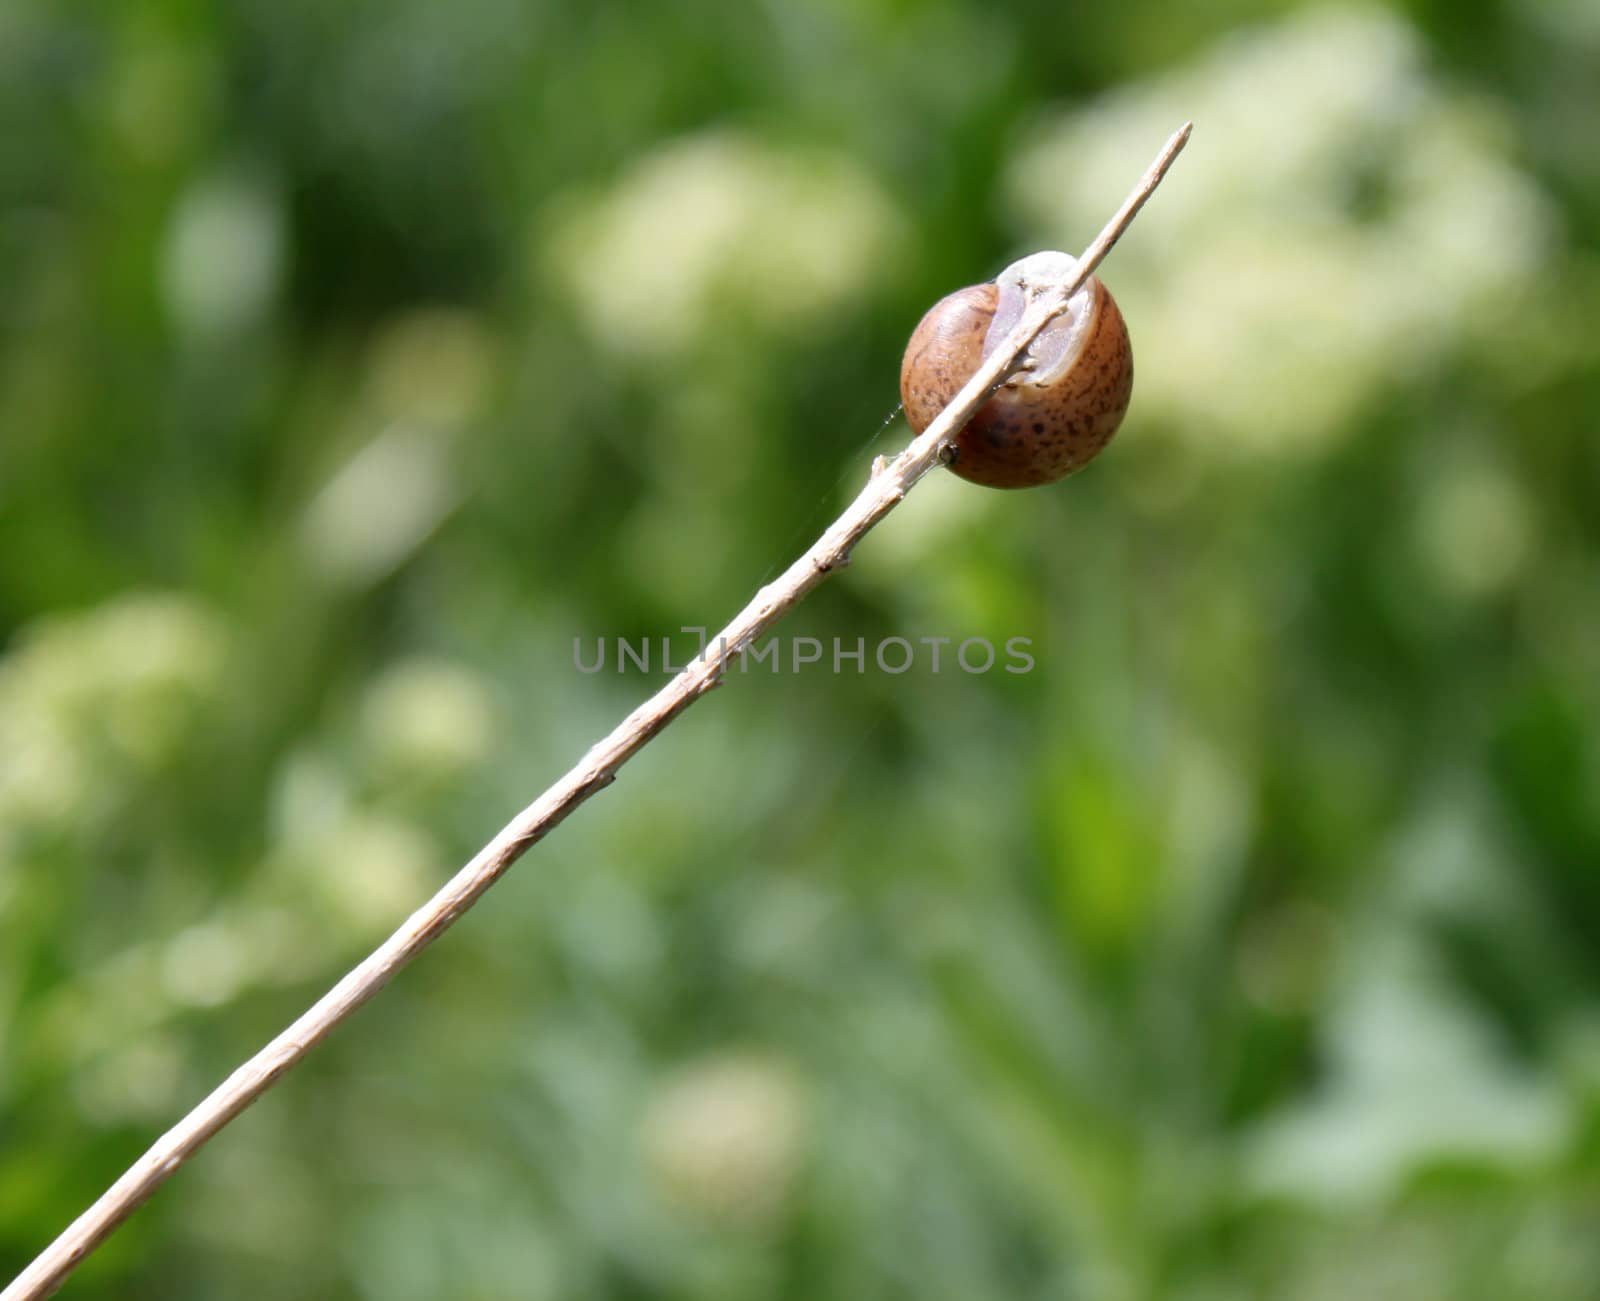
[{"left": 3, "top": 0, "right": 1599, "bottom": 1297}]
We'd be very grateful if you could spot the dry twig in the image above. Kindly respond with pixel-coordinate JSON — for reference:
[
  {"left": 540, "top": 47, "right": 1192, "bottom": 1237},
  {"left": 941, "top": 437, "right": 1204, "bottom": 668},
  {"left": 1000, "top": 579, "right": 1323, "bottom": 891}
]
[{"left": 3, "top": 121, "right": 1191, "bottom": 1301}]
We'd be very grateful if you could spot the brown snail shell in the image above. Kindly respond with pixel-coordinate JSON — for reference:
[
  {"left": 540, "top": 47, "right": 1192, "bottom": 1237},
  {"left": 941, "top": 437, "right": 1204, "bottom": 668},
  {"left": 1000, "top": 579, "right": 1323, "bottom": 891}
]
[{"left": 899, "top": 252, "right": 1133, "bottom": 489}]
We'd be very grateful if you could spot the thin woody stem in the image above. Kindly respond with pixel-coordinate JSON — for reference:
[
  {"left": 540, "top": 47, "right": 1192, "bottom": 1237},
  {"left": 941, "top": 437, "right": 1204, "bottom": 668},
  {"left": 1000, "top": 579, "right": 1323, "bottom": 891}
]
[{"left": 2, "top": 121, "right": 1191, "bottom": 1301}]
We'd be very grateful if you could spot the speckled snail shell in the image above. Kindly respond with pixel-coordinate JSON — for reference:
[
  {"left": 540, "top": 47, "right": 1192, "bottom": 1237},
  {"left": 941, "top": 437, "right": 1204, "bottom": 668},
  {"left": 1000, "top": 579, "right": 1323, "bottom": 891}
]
[{"left": 899, "top": 251, "right": 1134, "bottom": 489}]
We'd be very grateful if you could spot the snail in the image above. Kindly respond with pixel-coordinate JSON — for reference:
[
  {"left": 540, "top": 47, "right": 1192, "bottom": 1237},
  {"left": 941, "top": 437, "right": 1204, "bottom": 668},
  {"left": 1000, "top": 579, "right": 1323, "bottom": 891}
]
[{"left": 899, "top": 251, "right": 1133, "bottom": 489}]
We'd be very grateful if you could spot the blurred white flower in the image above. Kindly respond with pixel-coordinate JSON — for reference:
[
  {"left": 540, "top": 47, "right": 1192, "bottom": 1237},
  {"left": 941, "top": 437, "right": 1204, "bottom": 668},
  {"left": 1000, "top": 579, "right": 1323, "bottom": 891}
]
[
  {"left": 151, "top": 899, "right": 312, "bottom": 1011},
  {"left": 162, "top": 917, "right": 252, "bottom": 1009},
  {"left": 309, "top": 813, "right": 436, "bottom": 932},
  {"left": 163, "top": 164, "right": 285, "bottom": 338},
  {"left": 1005, "top": 6, "right": 1555, "bottom": 458},
  {"left": 640, "top": 1051, "right": 808, "bottom": 1232},
  {"left": 270, "top": 749, "right": 352, "bottom": 848},
  {"left": 547, "top": 131, "right": 905, "bottom": 359},
  {"left": 300, "top": 423, "right": 461, "bottom": 588},
  {"left": 0, "top": 594, "right": 225, "bottom": 829},
  {"left": 360, "top": 657, "right": 494, "bottom": 782},
  {"left": 263, "top": 758, "right": 438, "bottom": 937},
  {"left": 299, "top": 309, "right": 492, "bottom": 590},
  {"left": 1414, "top": 450, "right": 1534, "bottom": 600}
]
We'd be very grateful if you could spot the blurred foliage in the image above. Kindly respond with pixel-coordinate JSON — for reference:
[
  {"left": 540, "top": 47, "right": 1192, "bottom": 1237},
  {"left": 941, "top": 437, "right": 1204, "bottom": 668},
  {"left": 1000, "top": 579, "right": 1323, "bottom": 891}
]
[{"left": 3, "top": 0, "right": 1600, "bottom": 1297}]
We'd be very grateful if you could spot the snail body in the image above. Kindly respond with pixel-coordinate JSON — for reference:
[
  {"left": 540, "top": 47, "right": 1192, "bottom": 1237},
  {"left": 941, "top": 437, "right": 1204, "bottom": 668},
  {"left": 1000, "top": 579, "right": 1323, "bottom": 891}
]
[{"left": 899, "top": 251, "right": 1133, "bottom": 489}]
